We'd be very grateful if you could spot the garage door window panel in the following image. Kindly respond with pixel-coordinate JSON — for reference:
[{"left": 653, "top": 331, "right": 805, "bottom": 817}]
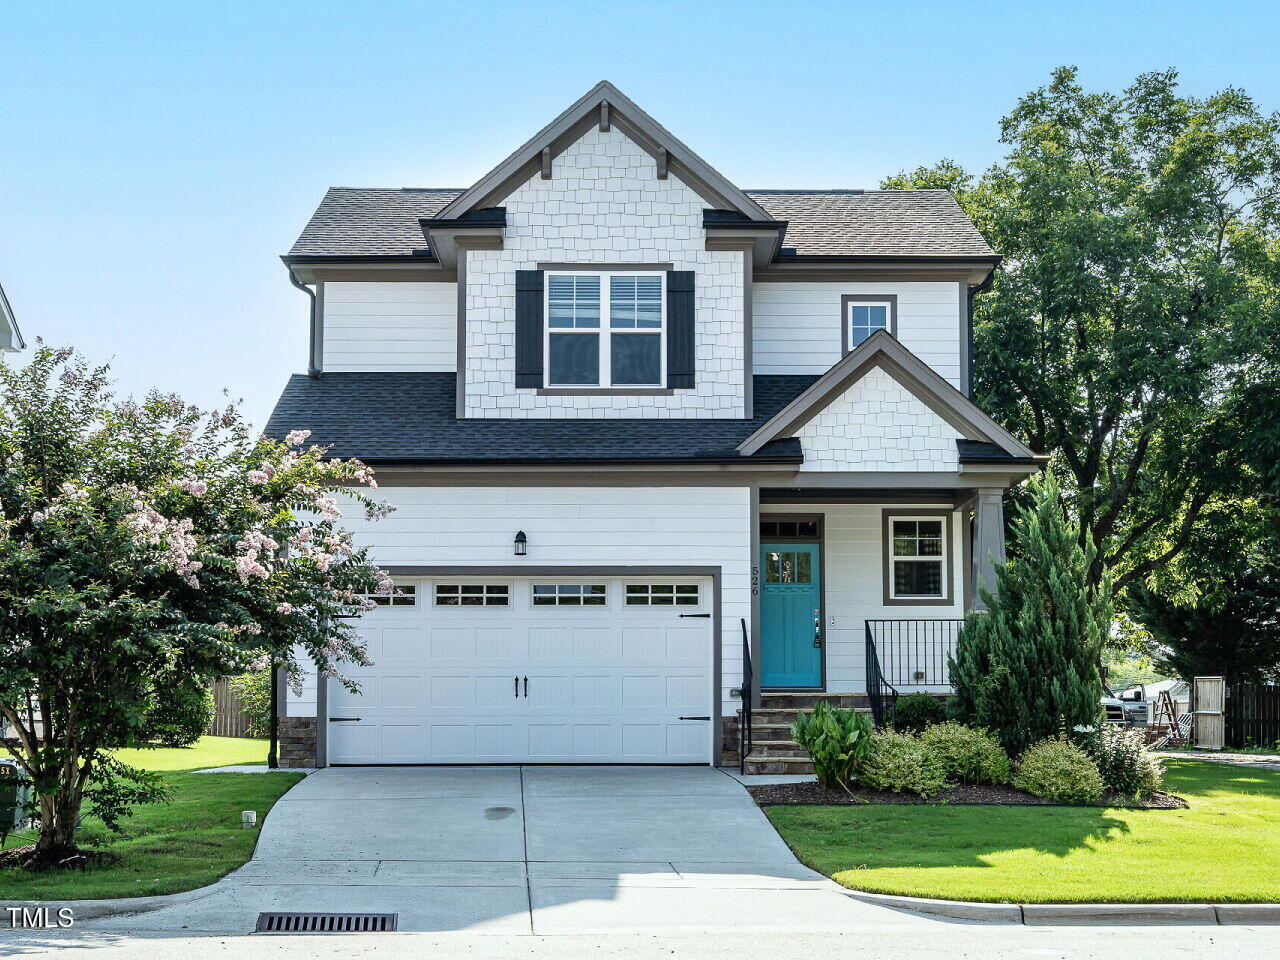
[
  {"left": 625, "top": 584, "right": 700, "bottom": 606},
  {"left": 533, "top": 584, "right": 608, "bottom": 606},
  {"left": 435, "top": 584, "right": 510, "bottom": 607}
]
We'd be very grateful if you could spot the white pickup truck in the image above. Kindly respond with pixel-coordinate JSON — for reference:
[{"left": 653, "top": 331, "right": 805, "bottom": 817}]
[{"left": 1102, "top": 684, "right": 1149, "bottom": 727}]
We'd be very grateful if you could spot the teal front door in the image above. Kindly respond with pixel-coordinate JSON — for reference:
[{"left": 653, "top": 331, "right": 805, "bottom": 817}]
[{"left": 760, "top": 542, "right": 822, "bottom": 688}]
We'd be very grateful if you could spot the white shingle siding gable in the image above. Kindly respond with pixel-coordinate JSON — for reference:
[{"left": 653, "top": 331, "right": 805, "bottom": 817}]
[
  {"left": 323, "top": 282, "right": 457, "bottom": 372},
  {"left": 752, "top": 281, "right": 963, "bottom": 388},
  {"left": 463, "top": 126, "right": 745, "bottom": 418},
  {"left": 796, "top": 367, "right": 961, "bottom": 472}
]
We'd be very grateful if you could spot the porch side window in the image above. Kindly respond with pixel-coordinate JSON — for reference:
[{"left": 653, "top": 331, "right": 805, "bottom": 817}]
[
  {"left": 546, "top": 272, "right": 664, "bottom": 386},
  {"left": 884, "top": 514, "right": 951, "bottom": 603}
]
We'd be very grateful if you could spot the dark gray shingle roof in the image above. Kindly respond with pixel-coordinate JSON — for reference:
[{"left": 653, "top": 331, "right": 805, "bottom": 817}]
[
  {"left": 265, "top": 373, "right": 814, "bottom": 464},
  {"left": 748, "top": 190, "right": 993, "bottom": 258},
  {"left": 288, "top": 187, "right": 993, "bottom": 260}
]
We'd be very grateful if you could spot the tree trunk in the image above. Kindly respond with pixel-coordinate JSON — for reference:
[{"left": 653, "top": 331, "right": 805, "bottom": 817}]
[{"left": 31, "top": 776, "right": 85, "bottom": 863}]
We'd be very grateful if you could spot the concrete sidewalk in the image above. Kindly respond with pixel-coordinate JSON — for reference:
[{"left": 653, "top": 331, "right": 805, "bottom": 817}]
[{"left": 76, "top": 765, "right": 937, "bottom": 936}]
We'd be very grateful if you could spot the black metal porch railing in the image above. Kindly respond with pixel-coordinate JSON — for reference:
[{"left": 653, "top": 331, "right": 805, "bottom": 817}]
[
  {"left": 865, "top": 619, "right": 964, "bottom": 727},
  {"left": 739, "top": 617, "right": 753, "bottom": 774}
]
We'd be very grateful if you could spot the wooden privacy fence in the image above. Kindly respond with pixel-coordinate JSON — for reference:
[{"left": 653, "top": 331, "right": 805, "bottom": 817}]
[
  {"left": 1193, "top": 676, "right": 1226, "bottom": 750},
  {"left": 207, "top": 677, "right": 256, "bottom": 739},
  {"left": 1226, "top": 684, "right": 1280, "bottom": 750}
]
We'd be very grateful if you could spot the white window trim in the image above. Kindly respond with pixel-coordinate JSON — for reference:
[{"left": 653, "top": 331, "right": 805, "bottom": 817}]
[
  {"left": 530, "top": 582, "right": 610, "bottom": 607},
  {"left": 883, "top": 512, "right": 953, "bottom": 606},
  {"left": 544, "top": 270, "right": 666, "bottom": 388},
  {"left": 433, "top": 583, "right": 511, "bottom": 607},
  {"left": 846, "top": 299, "right": 893, "bottom": 352}
]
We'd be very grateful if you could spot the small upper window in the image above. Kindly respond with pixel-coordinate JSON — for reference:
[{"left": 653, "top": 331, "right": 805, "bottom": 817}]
[
  {"left": 848, "top": 301, "right": 891, "bottom": 349},
  {"left": 532, "top": 583, "right": 607, "bottom": 606},
  {"left": 889, "top": 519, "right": 945, "bottom": 599},
  {"left": 546, "top": 272, "right": 664, "bottom": 387},
  {"left": 435, "top": 584, "right": 509, "bottom": 607},
  {"left": 760, "top": 519, "right": 819, "bottom": 539},
  {"left": 364, "top": 584, "right": 417, "bottom": 607},
  {"left": 625, "top": 584, "right": 699, "bottom": 606}
]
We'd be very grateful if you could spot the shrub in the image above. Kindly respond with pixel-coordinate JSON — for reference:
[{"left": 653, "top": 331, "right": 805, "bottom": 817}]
[
  {"left": 228, "top": 670, "right": 273, "bottom": 737},
  {"left": 949, "top": 473, "right": 1110, "bottom": 755},
  {"left": 857, "top": 730, "right": 949, "bottom": 798},
  {"left": 1012, "top": 737, "right": 1104, "bottom": 804},
  {"left": 889, "top": 693, "right": 946, "bottom": 733},
  {"left": 1084, "top": 725, "right": 1164, "bottom": 798},
  {"left": 790, "top": 702, "right": 875, "bottom": 792},
  {"left": 920, "top": 722, "right": 1011, "bottom": 785},
  {"left": 141, "top": 676, "right": 214, "bottom": 748}
]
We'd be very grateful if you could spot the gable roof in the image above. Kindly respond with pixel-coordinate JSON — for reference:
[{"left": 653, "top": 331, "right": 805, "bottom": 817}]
[
  {"left": 0, "top": 281, "right": 23, "bottom": 352},
  {"left": 265, "top": 373, "right": 813, "bottom": 465},
  {"left": 737, "top": 330, "right": 1037, "bottom": 461},
  {"left": 288, "top": 188, "right": 995, "bottom": 261},
  {"left": 435, "top": 81, "right": 774, "bottom": 225}
]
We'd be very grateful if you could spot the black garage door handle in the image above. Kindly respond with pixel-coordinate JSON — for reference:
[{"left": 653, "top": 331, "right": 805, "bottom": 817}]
[
  {"left": 329, "top": 717, "right": 362, "bottom": 722},
  {"left": 678, "top": 613, "right": 711, "bottom": 619},
  {"left": 678, "top": 716, "right": 711, "bottom": 721}
]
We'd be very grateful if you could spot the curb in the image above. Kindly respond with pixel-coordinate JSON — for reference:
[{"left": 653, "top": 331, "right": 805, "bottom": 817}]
[
  {"left": 843, "top": 890, "right": 1280, "bottom": 925},
  {"left": 0, "top": 882, "right": 223, "bottom": 921}
]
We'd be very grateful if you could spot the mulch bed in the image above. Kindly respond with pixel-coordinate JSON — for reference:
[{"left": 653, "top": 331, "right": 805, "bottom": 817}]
[
  {"left": 0, "top": 843, "right": 122, "bottom": 872},
  {"left": 747, "top": 780, "right": 1187, "bottom": 809}
]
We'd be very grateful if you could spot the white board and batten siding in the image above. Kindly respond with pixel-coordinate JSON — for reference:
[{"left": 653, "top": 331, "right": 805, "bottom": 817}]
[
  {"left": 322, "top": 282, "right": 457, "bottom": 372},
  {"left": 286, "top": 485, "right": 753, "bottom": 724},
  {"left": 753, "top": 281, "right": 963, "bottom": 388},
  {"left": 764, "top": 502, "right": 966, "bottom": 695}
]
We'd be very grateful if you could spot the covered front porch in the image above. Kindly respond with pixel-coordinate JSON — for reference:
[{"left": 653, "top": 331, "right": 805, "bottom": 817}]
[{"left": 734, "top": 482, "right": 1010, "bottom": 773}]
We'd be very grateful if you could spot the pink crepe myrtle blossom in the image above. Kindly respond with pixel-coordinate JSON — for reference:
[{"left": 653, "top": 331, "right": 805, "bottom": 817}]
[
  {"left": 285, "top": 429, "right": 312, "bottom": 446},
  {"left": 276, "top": 602, "right": 294, "bottom": 615},
  {"left": 247, "top": 470, "right": 269, "bottom": 485},
  {"left": 178, "top": 479, "right": 207, "bottom": 496}
]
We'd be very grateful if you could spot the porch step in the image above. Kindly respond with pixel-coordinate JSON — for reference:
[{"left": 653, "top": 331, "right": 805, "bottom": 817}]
[
  {"left": 758, "top": 692, "right": 869, "bottom": 710},
  {"left": 742, "top": 754, "right": 816, "bottom": 775},
  {"left": 748, "top": 706, "right": 874, "bottom": 728}
]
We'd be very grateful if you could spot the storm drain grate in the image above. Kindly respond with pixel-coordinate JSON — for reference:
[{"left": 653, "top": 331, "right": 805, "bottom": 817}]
[{"left": 255, "top": 912, "right": 398, "bottom": 934}]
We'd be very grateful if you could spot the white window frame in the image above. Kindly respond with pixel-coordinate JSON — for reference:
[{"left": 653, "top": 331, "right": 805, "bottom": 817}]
[
  {"left": 845, "top": 299, "right": 893, "bottom": 351},
  {"left": 544, "top": 270, "right": 666, "bottom": 388},
  {"left": 884, "top": 512, "right": 952, "bottom": 605},
  {"left": 624, "top": 583, "right": 700, "bottom": 606},
  {"left": 362, "top": 584, "right": 418, "bottom": 607},
  {"left": 531, "top": 583, "right": 609, "bottom": 607}
]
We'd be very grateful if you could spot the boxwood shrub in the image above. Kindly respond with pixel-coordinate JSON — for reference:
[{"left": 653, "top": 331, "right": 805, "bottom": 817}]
[
  {"left": 920, "top": 722, "right": 1011, "bottom": 785},
  {"left": 857, "top": 730, "right": 949, "bottom": 798},
  {"left": 1012, "top": 736, "right": 1104, "bottom": 804}
]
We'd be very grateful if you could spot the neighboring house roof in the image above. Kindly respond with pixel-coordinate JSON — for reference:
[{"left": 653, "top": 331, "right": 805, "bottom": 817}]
[
  {"left": 737, "top": 330, "right": 1039, "bottom": 462},
  {"left": 265, "top": 373, "right": 813, "bottom": 465},
  {"left": 0, "top": 281, "right": 24, "bottom": 352},
  {"left": 287, "top": 187, "right": 994, "bottom": 261}
]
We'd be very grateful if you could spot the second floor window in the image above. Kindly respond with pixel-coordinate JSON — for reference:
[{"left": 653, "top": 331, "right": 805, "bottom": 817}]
[
  {"left": 848, "top": 301, "right": 891, "bottom": 348},
  {"left": 546, "top": 272, "right": 664, "bottom": 387}
]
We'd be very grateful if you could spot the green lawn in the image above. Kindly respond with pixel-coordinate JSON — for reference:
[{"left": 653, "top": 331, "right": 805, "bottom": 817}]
[
  {"left": 0, "top": 737, "right": 303, "bottom": 901},
  {"left": 765, "top": 760, "right": 1280, "bottom": 903}
]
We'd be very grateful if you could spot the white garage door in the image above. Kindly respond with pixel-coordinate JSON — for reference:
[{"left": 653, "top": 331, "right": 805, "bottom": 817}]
[{"left": 326, "top": 576, "right": 714, "bottom": 764}]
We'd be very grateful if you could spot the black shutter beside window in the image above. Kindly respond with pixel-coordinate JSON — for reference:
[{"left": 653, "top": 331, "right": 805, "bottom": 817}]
[
  {"left": 514, "top": 270, "right": 544, "bottom": 388},
  {"left": 666, "top": 270, "right": 695, "bottom": 389}
]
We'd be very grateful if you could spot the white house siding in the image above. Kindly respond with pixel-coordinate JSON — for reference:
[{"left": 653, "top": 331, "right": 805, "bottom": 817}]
[
  {"left": 764, "top": 502, "right": 966, "bottom": 694},
  {"left": 323, "top": 282, "right": 457, "bottom": 372},
  {"left": 285, "top": 485, "right": 752, "bottom": 718},
  {"left": 463, "top": 125, "right": 746, "bottom": 418},
  {"left": 752, "top": 281, "right": 963, "bottom": 387},
  {"left": 796, "top": 367, "right": 961, "bottom": 472}
]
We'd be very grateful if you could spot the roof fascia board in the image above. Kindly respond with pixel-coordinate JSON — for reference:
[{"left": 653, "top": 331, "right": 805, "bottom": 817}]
[
  {"left": 0, "top": 282, "right": 23, "bottom": 352},
  {"left": 756, "top": 262, "right": 993, "bottom": 284},
  {"left": 420, "top": 223, "right": 505, "bottom": 269},
  {"left": 435, "top": 81, "right": 772, "bottom": 223},
  {"left": 281, "top": 258, "right": 455, "bottom": 284},
  {"left": 737, "top": 331, "right": 1036, "bottom": 459},
  {"left": 704, "top": 224, "right": 786, "bottom": 268}
]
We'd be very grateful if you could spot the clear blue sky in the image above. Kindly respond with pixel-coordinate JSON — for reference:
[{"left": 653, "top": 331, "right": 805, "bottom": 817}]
[{"left": 3, "top": 0, "right": 1277, "bottom": 427}]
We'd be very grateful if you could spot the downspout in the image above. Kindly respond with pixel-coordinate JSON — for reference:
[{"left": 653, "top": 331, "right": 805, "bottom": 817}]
[
  {"left": 966, "top": 268, "right": 996, "bottom": 400},
  {"left": 286, "top": 264, "right": 321, "bottom": 379}
]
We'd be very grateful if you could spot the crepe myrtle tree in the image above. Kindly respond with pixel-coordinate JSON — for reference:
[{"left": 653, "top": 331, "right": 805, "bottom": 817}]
[{"left": 0, "top": 346, "right": 395, "bottom": 866}]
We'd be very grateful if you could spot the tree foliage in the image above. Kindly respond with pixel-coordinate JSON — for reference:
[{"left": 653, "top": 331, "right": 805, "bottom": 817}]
[
  {"left": 949, "top": 473, "right": 1109, "bottom": 755},
  {"left": 0, "top": 347, "right": 394, "bottom": 863},
  {"left": 885, "top": 67, "right": 1280, "bottom": 599}
]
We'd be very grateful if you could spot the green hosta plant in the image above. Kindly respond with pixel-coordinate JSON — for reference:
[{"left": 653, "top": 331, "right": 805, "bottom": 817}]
[{"left": 790, "top": 701, "right": 874, "bottom": 793}]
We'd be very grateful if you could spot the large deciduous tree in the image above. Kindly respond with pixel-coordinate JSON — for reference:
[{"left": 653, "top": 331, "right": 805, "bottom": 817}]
[
  {"left": 885, "top": 68, "right": 1280, "bottom": 597},
  {"left": 0, "top": 347, "right": 393, "bottom": 865}
]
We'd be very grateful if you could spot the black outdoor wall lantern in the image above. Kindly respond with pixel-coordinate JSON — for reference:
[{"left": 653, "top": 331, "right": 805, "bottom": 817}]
[{"left": 514, "top": 530, "right": 528, "bottom": 556}]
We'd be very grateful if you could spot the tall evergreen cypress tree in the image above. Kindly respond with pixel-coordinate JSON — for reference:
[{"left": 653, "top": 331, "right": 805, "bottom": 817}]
[{"left": 950, "top": 473, "right": 1110, "bottom": 755}]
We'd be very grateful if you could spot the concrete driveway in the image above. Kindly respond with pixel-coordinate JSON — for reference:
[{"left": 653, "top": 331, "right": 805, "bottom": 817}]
[{"left": 87, "top": 765, "right": 937, "bottom": 935}]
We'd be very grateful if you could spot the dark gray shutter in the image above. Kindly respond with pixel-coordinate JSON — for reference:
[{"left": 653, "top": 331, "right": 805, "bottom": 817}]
[
  {"left": 515, "top": 270, "right": 544, "bottom": 388},
  {"left": 666, "top": 270, "right": 695, "bottom": 389}
]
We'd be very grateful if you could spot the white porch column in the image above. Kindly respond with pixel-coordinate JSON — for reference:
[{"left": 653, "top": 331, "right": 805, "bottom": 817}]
[{"left": 972, "top": 490, "right": 1006, "bottom": 609}]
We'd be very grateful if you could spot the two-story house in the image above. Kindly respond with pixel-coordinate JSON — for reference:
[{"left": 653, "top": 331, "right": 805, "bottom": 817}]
[{"left": 266, "top": 82, "right": 1040, "bottom": 772}]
